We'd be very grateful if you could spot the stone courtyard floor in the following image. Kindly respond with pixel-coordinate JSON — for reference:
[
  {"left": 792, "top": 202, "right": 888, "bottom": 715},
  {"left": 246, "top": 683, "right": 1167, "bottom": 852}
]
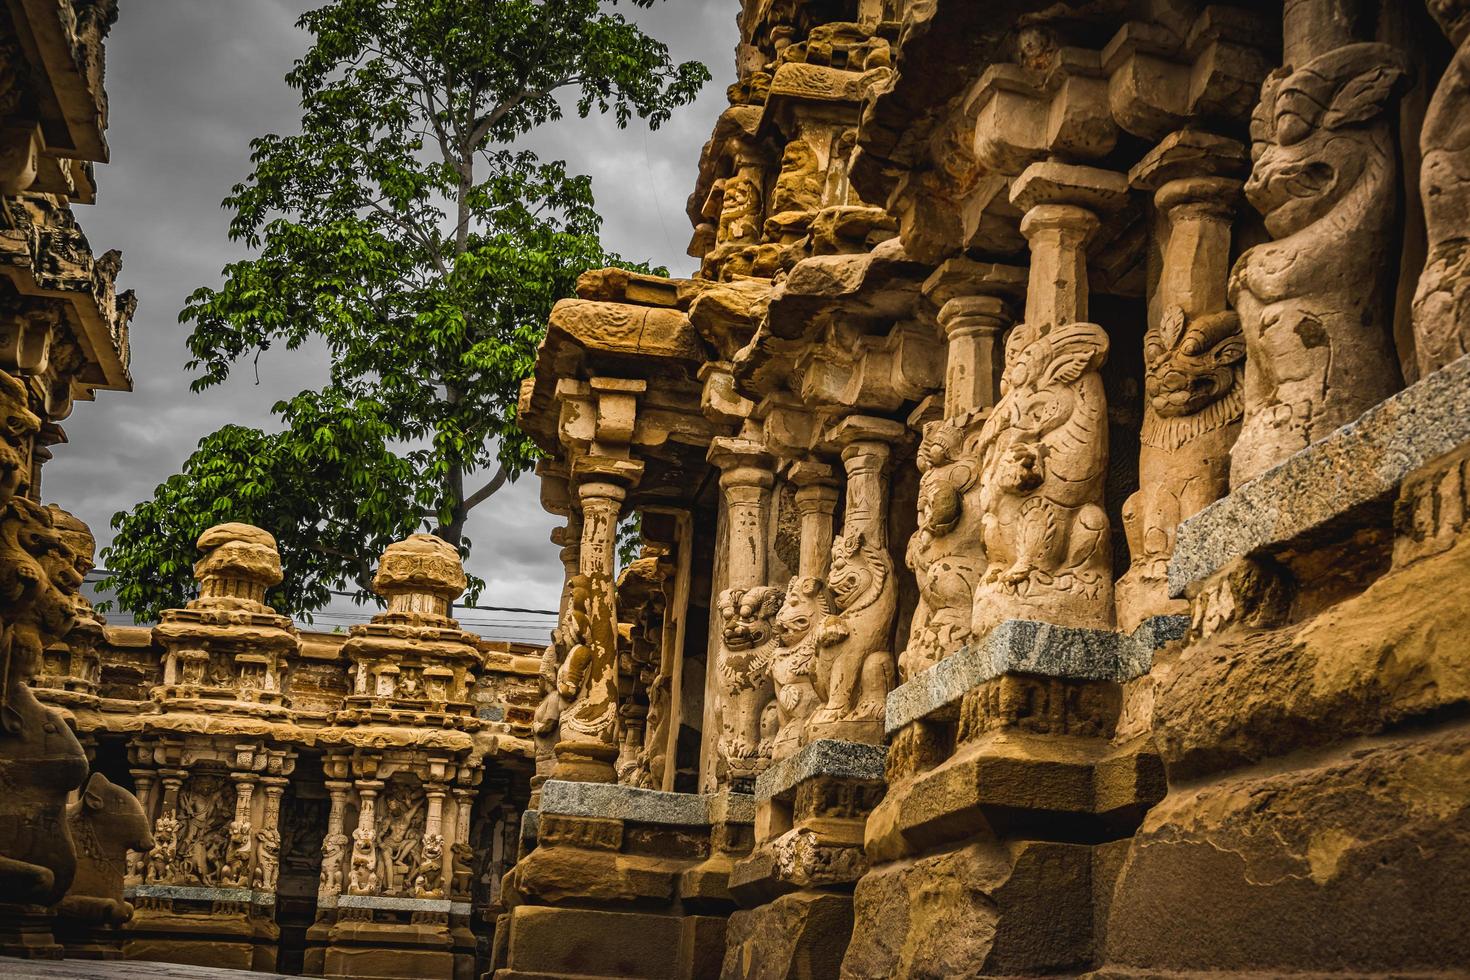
[{"left": 0, "top": 959, "right": 288, "bottom": 979}]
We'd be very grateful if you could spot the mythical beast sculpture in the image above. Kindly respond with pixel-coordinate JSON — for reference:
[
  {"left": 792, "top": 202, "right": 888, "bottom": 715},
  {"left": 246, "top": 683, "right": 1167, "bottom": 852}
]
[
  {"left": 716, "top": 584, "right": 784, "bottom": 783},
  {"left": 971, "top": 320, "right": 1113, "bottom": 638},
  {"left": 1229, "top": 43, "right": 1408, "bottom": 484}
]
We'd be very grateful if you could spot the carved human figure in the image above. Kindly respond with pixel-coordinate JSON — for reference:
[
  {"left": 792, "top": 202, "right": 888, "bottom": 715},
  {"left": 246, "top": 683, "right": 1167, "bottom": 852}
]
[
  {"left": 1414, "top": 1, "right": 1470, "bottom": 376},
  {"left": 808, "top": 530, "right": 897, "bottom": 739},
  {"left": 253, "top": 828, "right": 280, "bottom": 891},
  {"left": 716, "top": 585, "right": 784, "bottom": 779},
  {"left": 175, "top": 774, "right": 229, "bottom": 883},
  {"left": 57, "top": 772, "right": 153, "bottom": 927},
  {"left": 1229, "top": 44, "right": 1408, "bottom": 484},
  {"left": 971, "top": 320, "right": 1113, "bottom": 638},
  {"left": 900, "top": 420, "right": 983, "bottom": 680},
  {"left": 145, "top": 814, "right": 180, "bottom": 885},
  {"left": 718, "top": 175, "right": 762, "bottom": 246},
  {"left": 377, "top": 786, "right": 424, "bottom": 895},
  {"left": 767, "top": 576, "right": 831, "bottom": 760}
]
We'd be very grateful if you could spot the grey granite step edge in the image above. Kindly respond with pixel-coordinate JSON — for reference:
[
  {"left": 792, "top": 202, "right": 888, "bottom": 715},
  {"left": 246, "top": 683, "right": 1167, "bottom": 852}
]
[
  {"left": 1168, "top": 352, "right": 1470, "bottom": 598},
  {"left": 538, "top": 779, "right": 754, "bottom": 826},
  {"left": 885, "top": 617, "right": 1169, "bottom": 736},
  {"left": 755, "top": 738, "right": 888, "bottom": 802}
]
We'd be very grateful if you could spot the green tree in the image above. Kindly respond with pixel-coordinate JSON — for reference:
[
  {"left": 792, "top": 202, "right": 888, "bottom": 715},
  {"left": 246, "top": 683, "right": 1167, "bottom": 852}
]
[{"left": 101, "top": 0, "right": 707, "bottom": 621}]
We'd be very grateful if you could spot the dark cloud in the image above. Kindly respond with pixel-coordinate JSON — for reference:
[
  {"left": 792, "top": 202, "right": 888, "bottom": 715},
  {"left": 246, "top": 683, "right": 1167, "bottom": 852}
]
[{"left": 43, "top": 0, "right": 737, "bottom": 640}]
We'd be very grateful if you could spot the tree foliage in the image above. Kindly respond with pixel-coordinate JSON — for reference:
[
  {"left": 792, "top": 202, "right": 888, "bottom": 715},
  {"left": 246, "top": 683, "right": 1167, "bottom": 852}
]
[{"left": 101, "top": 0, "right": 707, "bottom": 621}]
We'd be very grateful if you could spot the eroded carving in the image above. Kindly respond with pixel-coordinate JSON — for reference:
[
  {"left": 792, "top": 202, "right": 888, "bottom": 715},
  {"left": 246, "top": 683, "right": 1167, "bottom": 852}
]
[
  {"left": 717, "top": 585, "right": 784, "bottom": 781},
  {"left": 971, "top": 320, "right": 1114, "bottom": 637},
  {"left": 1230, "top": 43, "right": 1408, "bottom": 484}
]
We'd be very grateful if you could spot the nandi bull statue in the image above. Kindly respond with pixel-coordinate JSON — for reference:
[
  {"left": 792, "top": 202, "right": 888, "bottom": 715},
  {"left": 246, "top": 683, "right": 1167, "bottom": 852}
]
[{"left": 1229, "top": 43, "right": 1409, "bottom": 485}]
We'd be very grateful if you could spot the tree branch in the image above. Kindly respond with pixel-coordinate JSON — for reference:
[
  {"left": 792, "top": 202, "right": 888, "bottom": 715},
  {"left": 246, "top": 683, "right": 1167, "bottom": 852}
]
[{"left": 461, "top": 462, "right": 510, "bottom": 513}]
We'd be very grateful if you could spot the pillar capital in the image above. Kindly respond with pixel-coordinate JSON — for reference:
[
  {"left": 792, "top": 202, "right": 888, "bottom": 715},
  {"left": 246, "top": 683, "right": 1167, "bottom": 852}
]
[
  {"left": 708, "top": 436, "right": 775, "bottom": 491},
  {"left": 572, "top": 454, "right": 643, "bottom": 501}
]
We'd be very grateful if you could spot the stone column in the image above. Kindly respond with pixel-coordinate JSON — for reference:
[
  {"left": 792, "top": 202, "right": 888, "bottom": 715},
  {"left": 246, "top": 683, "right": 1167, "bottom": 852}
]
[
  {"left": 964, "top": 161, "right": 1121, "bottom": 638},
  {"left": 789, "top": 461, "right": 840, "bottom": 580},
  {"left": 158, "top": 771, "right": 185, "bottom": 819},
  {"left": 424, "top": 783, "right": 446, "bottom": 840},
  {"left": 805, "top": 416, "right": 906, "bottom": 746},
  {"left": 937, "top": 296, "right": 1013, "bottom": 421},
  {"left": 706, "top": 437, "right": 781, "bottom": 791},
  {"left": 450, "top": 789, "right": 475, "bottom": 899},
  {"left": 231, "top": 773, "right": 257, "bottom": 825},
  {"left": 256, "top": 777, "right": 286, "bottom": 893},
  {"left": 1119, "top": 134, "right": 1247, "bottom": 630},
  {"left": 129, "top": 768, "right": 158, "bottom": 822},
  {"left": 709, "top": 437, "right": 775, "bottom": 591},
  {"left": 320, "top": 780, "right": 352, "bottom": 900},
  {"left": 349, "top": 779, "right": 383, "bottom": 896},
  {"left": 552, "top": 456, "right": 641, "bottom": 784}
]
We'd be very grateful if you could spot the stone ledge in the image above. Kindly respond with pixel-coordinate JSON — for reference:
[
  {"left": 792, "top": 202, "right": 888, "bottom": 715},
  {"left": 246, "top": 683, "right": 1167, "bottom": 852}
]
[
  {"left": 1169, "top": 352, "right": 1470, "bottom": 597},
  {"left": 330, "top": 894, "right": 468, "bottom": 914},
  {"left": 756, "top": 739, "right": 888, "bottom": 802},
  {"left": 886, "top": 619, "right": 1161, "bottom": 736},
  {"left": 539, "top": 779, "right": 754, "bottom": 826},
  {"left": 128, "top": 884, "right": 273, "bottom": 905}
]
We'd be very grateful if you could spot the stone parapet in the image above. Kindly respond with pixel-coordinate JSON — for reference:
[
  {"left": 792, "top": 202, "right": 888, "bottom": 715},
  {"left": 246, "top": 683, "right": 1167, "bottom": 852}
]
[{"left": 1170, "top": 353, "right": 1470, "bottom": 597}]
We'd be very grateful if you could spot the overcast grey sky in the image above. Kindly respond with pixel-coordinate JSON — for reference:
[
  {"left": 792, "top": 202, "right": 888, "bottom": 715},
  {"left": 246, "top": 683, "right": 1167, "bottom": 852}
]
[{"left": 46, "top": 0, "right": 737, "bottom": 641}]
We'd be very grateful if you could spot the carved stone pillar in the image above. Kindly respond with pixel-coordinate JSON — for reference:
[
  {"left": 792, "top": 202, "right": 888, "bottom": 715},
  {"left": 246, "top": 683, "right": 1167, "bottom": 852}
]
[
  {"left": 937, "top": 297, "right": 1012, "bottom": 421},
  {"left": 552, "top": 459, "right": 640, "bottom": 784},
  {"left": 1119, "top": 134, "right": 1247, "bottom": 631},
  {"left": 789, "top": 462, "right": 839, "bottom": 581},
  {"left": 348, "top": 779, "right": 383, "bottom": 896},
  {"left": 710, "top": 437, "right": 776, "bottom": 591},
  {"left": 319, "top": 780, "right": 352, "bottom": 900},
  {"left": 231, "top": 773, "right": 257, "bottom": 825},
  {"left": 967, "top": 162, "right": 1121, "bottom": 639},
  {"left": 255, "top": 777, "right": 286, "bottom": 893},
  {"left": 707, "top": 437, "right": 782, "bottom": 790},
  {"left": 129, "top": 768, "right": 158, "bottom": 823},
  {"left": 450, "top": 789, "right": 474, "bottom": 899},
  {"left": 805, "top": 416, "right": 906, "bottom": 746}
]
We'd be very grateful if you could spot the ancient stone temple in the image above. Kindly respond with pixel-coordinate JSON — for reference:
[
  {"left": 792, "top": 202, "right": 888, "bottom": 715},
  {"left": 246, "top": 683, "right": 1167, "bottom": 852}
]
[
  {"left": 0, "top": 0, "right": 137, "bottom": 961},
  {"left": 498, "top": 0, "right": 1470, "bottom": 977},
  {"left": 7, "top": 0, "right": 1470, "bottom": 978}
]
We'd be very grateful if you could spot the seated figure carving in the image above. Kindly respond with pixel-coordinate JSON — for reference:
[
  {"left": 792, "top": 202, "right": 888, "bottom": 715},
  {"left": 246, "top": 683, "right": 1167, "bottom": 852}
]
[{"left": 972, "top": 320, "right": 1113, "bottom": 639}]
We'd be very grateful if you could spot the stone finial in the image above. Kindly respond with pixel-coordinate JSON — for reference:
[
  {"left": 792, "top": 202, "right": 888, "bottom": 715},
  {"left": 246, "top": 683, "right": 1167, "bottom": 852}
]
[
  {"left": 372, "top": 533, "right": 466, "bottom": 620},
  {"left": 191, "top": 522, "right": 283, "bottom": 610}
]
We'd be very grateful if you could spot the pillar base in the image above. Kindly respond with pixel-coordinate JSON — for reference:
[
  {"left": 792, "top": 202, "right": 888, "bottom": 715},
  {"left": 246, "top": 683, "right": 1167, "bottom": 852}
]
[
  {"left": 845, "top": 626, "right": 1163, "bottom": 978},
  {"left": 323, "top": 914, "right": 453, "bottom": 980},
  {"left": 721, "top": 741, "right": 886, "bottom": 978},
  {"left": 496, "top": 782, "right": 752, "bottom": 980},
  {"left": 0, "top": 904, "right": 62, "bottom": 959},
  {"left": 549, "top": 741, "right": 618, "bottom": 784}
]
